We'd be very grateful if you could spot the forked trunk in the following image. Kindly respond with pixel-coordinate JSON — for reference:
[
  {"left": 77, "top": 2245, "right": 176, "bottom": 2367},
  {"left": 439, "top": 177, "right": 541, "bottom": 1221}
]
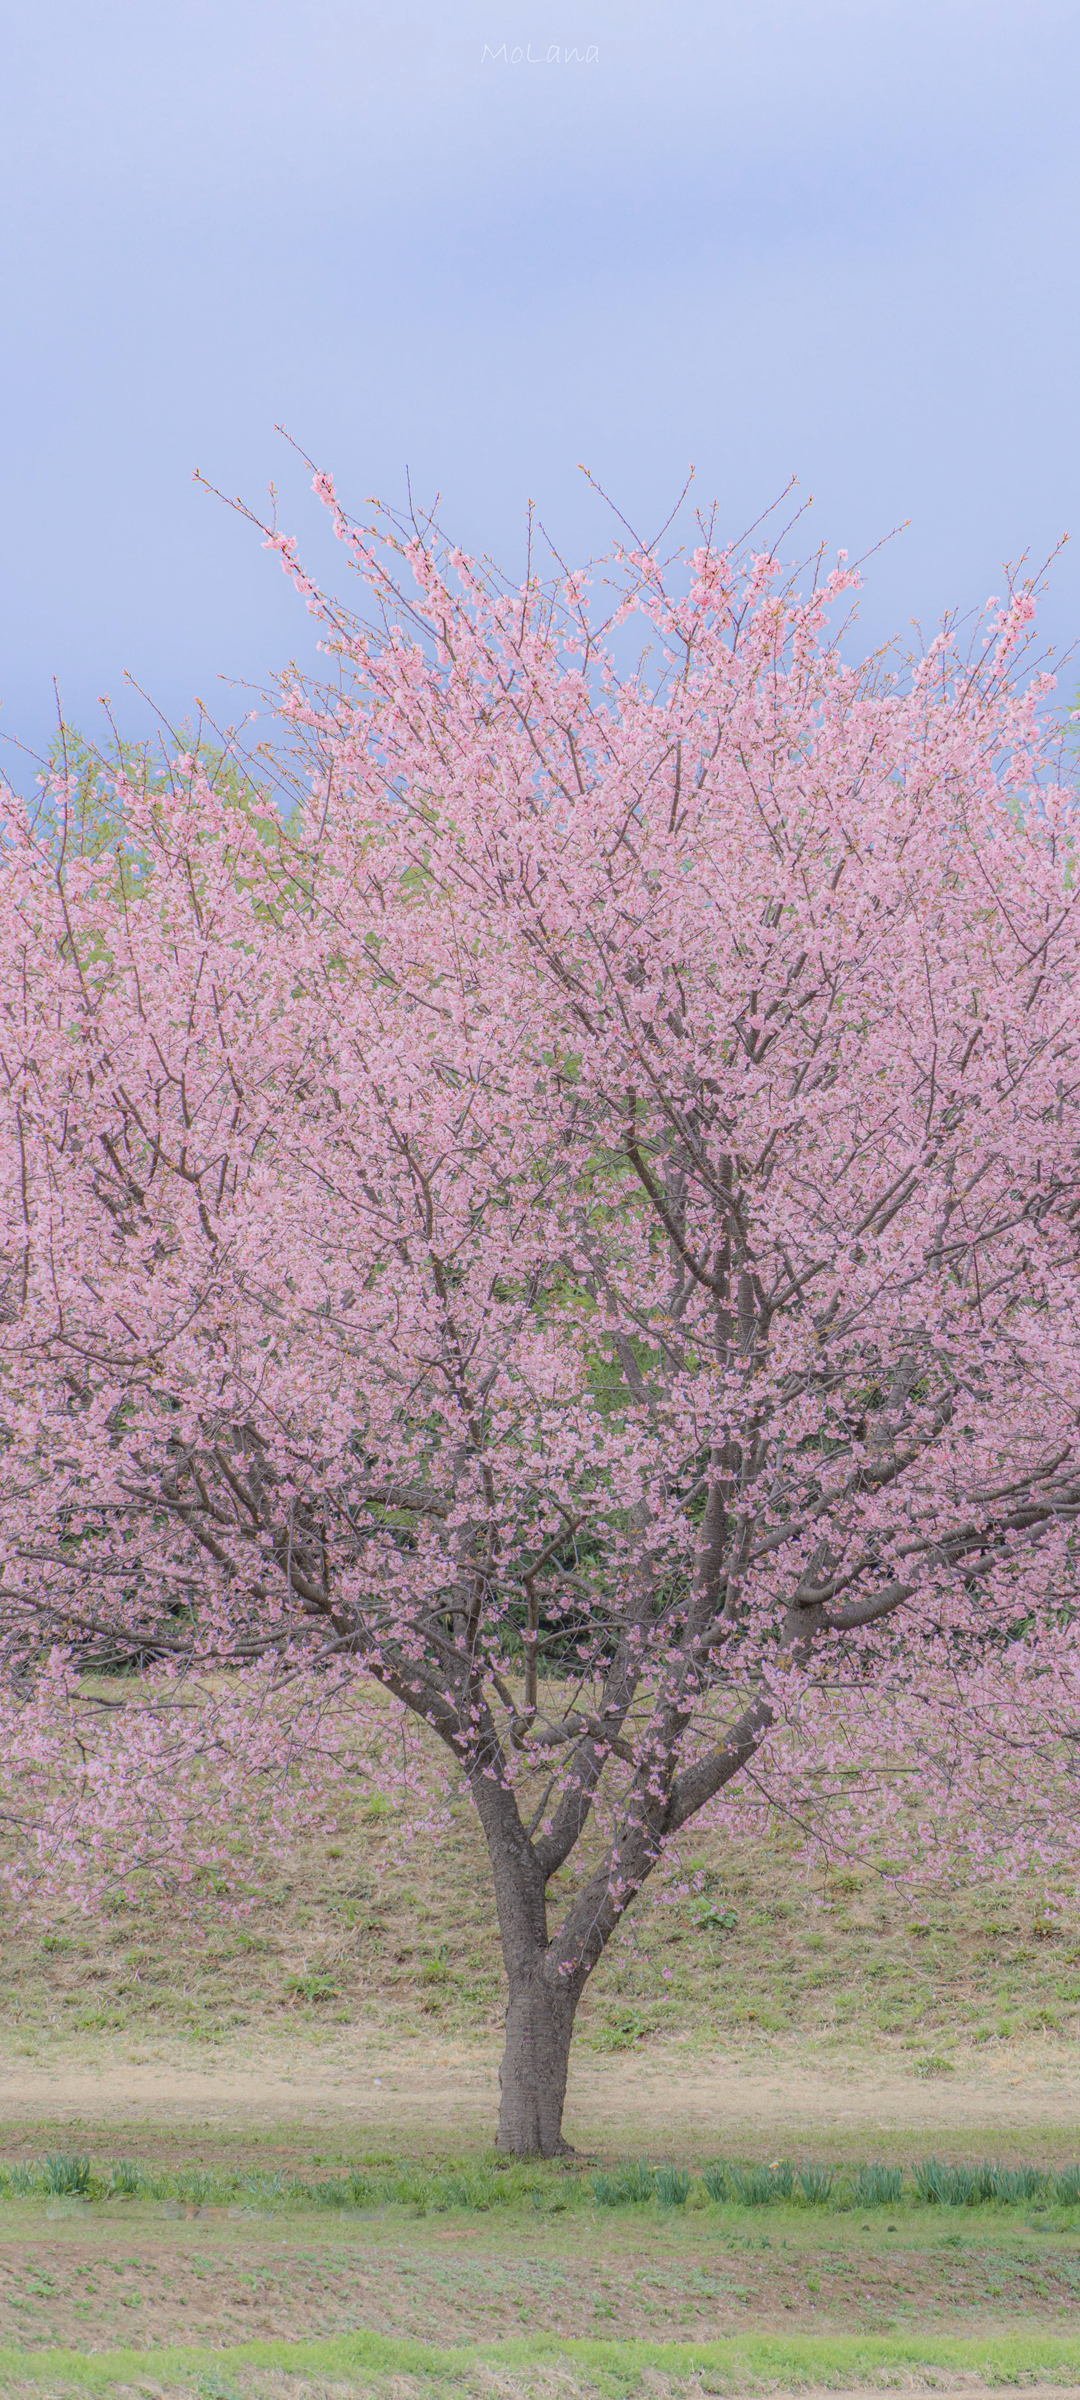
[{"left": 496, "top": 1973, "right": 577, "bottom": 2156}]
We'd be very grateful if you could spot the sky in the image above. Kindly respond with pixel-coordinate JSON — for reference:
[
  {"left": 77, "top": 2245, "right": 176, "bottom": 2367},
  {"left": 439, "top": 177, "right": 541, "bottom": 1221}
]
[{"left": 2, "top": 0, "right": 1079, "bottom": 776}]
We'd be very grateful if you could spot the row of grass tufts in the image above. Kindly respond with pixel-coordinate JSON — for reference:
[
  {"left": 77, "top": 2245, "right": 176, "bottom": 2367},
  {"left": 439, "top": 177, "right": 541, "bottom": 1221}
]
[
  {"left": 4, "top": 2148, "right": 1080, "bottom": 2214},
  {"left": 0, "top": 2153, "right": 556, "bottom": 2212},
  {"left": 591, "top": 2155, "right": 1080, "bottom": 2210}
]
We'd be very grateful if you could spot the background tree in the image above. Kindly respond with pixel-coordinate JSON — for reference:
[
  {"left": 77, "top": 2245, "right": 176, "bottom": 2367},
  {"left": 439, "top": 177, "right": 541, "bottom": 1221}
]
[{"left": 3, "top": 486, "right": 1080, "bottom": 2154}]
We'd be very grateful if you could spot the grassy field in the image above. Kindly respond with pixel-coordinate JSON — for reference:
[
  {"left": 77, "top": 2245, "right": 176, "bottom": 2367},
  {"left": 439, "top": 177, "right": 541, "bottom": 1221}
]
[
  {"left": 3, "top": 1719, "right": 1080, "bottom": 2393},
  {"left": 3, "top": 1751, "right": 1079, "bottom": 2076},
  {"left": 2, "top": 2154, "right": 1080, "bottom": 2394}
]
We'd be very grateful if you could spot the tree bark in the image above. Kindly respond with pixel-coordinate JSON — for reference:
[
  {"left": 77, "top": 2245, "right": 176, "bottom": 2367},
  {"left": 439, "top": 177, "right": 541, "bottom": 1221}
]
[{"left": 496, "top": 1971, "right": 577, "bottom": 2157}]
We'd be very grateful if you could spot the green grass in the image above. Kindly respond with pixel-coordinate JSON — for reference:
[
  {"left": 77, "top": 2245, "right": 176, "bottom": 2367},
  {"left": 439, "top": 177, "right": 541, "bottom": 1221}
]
[
  {"left": 6, "top": 2145, "right": 1080, "bottom": 2214},
  {"left": 4, "top": 2324, "right": 1080, "bottom": 2396},
  {"left": 3, "top": 1681, "right": 1080, "bottom": 2075},
  {"left": 5, "top": 1686, "right": 1080, "bottom": 2388},
  {"left": 5, "top": 2151, "right": 1080, "bottom": 2381}
]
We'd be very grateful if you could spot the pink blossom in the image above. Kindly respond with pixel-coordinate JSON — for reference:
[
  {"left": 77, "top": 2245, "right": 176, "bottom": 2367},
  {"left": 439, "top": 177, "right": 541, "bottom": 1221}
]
[{"left": 1, "top": 489, "right": 1077, "bottom": 2149}]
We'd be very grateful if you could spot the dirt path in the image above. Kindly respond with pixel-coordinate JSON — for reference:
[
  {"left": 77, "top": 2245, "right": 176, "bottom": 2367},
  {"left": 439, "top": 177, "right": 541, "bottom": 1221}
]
[{"left": 2, "top": 2036, "right": 1078, "bottom": 2153}]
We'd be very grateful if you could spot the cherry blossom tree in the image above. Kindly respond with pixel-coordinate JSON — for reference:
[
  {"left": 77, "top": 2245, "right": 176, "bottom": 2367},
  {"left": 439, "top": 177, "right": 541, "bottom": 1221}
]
[{"left": 3, "top": 484, "right": 1080, "bottom": 2154}]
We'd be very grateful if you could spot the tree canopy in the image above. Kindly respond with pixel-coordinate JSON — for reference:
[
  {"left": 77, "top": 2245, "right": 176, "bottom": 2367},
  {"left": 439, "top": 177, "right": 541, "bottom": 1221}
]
[{"left": 3, "top": 485, "right": 1080, "bottom": 2150}]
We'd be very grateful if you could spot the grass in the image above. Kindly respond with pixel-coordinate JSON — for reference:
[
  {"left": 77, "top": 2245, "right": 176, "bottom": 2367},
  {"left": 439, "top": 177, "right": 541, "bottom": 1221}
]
[
  {"left": 7, "top": 2145, "right": 1080, "bottom": 2213},
  {"left": 4, "top": 1691, "right": 1080, "bottom": 2385},
  {"left": 4, "top": 2324, "right": 1080, "bottom": 2397},
  {"left": 3, "top": 1714, "right": 1080, "bottom": 2076},
  {"left": 3, "top": 2148, "right": 1080, "bottom": 2357}
]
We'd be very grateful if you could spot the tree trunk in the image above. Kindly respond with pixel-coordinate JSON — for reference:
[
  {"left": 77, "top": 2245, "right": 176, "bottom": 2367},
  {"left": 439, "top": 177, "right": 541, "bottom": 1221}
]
[{"left": 496, "top": 1972, "right": 577, "bottom": 2157}]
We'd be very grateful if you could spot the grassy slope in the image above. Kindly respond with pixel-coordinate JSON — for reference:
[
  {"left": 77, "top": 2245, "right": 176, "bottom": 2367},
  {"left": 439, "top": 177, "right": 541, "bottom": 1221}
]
[{"left": 3, "top": 1741, "right": 1078, "bottom": 2079}]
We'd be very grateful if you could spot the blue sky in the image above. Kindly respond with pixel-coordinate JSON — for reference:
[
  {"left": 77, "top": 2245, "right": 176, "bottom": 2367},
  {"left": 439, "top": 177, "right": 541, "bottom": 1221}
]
[{"left": 2, "top": 0, "right": 1078, "bottom": 772}]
